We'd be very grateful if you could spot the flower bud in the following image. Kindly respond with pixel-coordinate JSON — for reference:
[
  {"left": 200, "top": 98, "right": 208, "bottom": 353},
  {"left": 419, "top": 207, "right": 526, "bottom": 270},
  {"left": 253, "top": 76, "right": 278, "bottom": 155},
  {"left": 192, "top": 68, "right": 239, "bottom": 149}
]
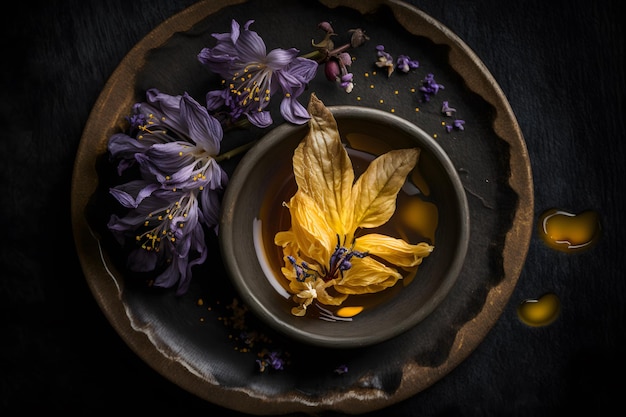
[
  {"left": 349, "top": 28, "right": 369, "bottom": 48},
  {"left": 338, "top": 52, "right": 352, "bottom": 67},
  {"left": 318, "top": 21, "right": 334, "bottom": 34},
  {"left": 324, "top": 59, "right": 340, "bottom": 81}
]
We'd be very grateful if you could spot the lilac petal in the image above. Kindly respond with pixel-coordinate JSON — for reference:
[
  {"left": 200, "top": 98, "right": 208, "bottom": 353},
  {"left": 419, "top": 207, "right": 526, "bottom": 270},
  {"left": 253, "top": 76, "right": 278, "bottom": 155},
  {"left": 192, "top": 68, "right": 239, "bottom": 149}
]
[
  {"left": 115, "top": 159, "right": 135, "bottom": 176},
  {"left": 158, "top": 161, "right": 198, "bottom": 189},
  {"left": 110, "top": 180, "right": 160, "bottom": 208},
  {"left": 181, "top": 92, "right": 222, "bottom": 154},
  {"left": 178, "top": 251, "right": 206, "bottom": 295},
  {"left": 141, "top": 89, "right": 189, "bottom": 136},
  {"left": 108, "top": 133, "right": 148, "bottom": 157},
  {"left": 106, "top": 214, "right": 139, "bottom": 244},
  {"left": 197, "top": 48, "right": 237, "bottom": 76},
  {"left": 153, "top": 257, "right": 183, "bottom": 289},
  {"left": 280, "top": 96, "right": 310, "bottom": 125},
  {"left": 246, "top": 110, "right": 273, "bottom": 128},
  {"left": 135, "top": 142, "right": 190, "bottom": 179},
  {"left": 145, "top": 88, "right": 181, "bottom": 112},
  {"left": 287, "top": 57, "right": 319, "bottom": 83},
  {"left": 275, "top": 59, "right": 317, "bottom": 98},
  {"left": 265, "top": 47, "right": 300, "bottom": 70},
  {"left": 199, "top": 188, "right": 222, "bottom": 232},
  {"left": 242, "top": 19, "right": 255, "bottom": 31},
  {"left": 127, "top": 247, "right": 158, "bottom": 272},
  {"left": 205, "top": 89, "right": 227, "bottom": 111},
  {"left": 203, "top": 159, "right": 229, "bottom": 190},
  {"left": 175, "top": 224, "right": 208, "bottom": 295},
  {"left": 229, "top": 19, "right": 242, "bottom": 44},
  {"left": 234, "top": 22, "right": 267, "bottom": 62}
]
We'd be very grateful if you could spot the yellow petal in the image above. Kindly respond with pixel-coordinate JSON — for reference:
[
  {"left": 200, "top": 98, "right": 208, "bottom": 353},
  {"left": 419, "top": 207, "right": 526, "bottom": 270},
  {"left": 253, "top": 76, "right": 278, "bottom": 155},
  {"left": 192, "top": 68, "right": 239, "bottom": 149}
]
[
  {"left": 274, "top": 229, "right": 295, "bottom": 248},
  {"left": 295, "top": 93, "right": 355, "bottom": 234},
  {"left": 291, "top": 306, "right": 307, "bottom": 316},
  {"left": 351, "top": 148, "right": 419, "bottom": 229},
  {"left": 334, "top": 256, "right": 403, "bottom": 295},
  {"left": 289, "top": 277, "right": 347, "bottom": 308},
  {"left": 287, "top": 191, "right": 336, "bottom": 265},
  {"left": 354, "top": 233, "right": 434, "bottom": 268},
  {"left": 315, "top": 281, "right": 349, "bottom": 306}
]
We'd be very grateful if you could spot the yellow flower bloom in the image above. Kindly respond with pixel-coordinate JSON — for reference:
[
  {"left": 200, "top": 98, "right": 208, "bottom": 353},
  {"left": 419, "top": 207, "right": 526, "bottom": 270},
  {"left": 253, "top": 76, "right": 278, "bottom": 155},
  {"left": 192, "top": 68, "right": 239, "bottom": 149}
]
[{"left": 275, "top": 93, "right": 434, "bottom": 316}]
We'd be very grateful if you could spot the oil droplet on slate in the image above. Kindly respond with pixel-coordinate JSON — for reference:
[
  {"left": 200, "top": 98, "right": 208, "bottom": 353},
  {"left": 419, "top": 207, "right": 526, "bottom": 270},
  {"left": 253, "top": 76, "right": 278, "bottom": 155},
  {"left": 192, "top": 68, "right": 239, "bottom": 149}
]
[
  {"left": 538, "top": 209, "right": 601, "bottom": 253},
  {"left": 517, "top": 293, "right": 560, "bottom": 327}
]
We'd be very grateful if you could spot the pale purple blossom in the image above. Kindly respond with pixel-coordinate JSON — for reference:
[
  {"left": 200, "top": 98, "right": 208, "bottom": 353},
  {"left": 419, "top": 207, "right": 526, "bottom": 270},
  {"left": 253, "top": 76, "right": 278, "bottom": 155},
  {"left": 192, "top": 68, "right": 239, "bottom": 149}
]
[
  {"left": 107, "top": 88, "right": 228, "bottom": 295},
  {"left": 323, "top": 52, "right": 355, "bottom": 93},
  {"left": 375, "top": 44, "right": 394, "bottom": 77},
  {"left": 334, "top": 364, "right": 349, "bottom": 375},
  {"left": 396, "top": 54, "right": 419, "bottom": 73},
  {"left": 441, "top": 101, "right": 456, "bottom": 117},
  {"left": 445, "top": 119, "right": 466, "bottom": 133},
  {"left": 419, "top": 73, "right": 444, "bottom": 102},
  {"left": 197, "top": 19, "right": 318, "bottom": 128},
  {"left": 256, "top": 350, "right": 285, "bottom": 372},
  {"left": 340, "top": 73, "right": 354, "bottom": 93}
]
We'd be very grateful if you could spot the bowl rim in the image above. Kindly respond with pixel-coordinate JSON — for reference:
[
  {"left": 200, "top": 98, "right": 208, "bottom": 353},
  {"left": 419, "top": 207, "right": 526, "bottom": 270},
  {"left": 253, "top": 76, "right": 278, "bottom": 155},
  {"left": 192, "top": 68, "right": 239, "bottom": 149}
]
[{"left": 219, "top": 105, "right": 470, "bottom": 348}]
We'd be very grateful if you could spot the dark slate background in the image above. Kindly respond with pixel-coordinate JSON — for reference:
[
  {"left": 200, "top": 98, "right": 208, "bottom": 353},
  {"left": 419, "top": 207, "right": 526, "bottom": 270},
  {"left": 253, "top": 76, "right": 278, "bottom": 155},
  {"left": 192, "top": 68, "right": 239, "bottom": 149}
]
[{"left": 1, "top": 0, "right": 624, "bottom": 415}]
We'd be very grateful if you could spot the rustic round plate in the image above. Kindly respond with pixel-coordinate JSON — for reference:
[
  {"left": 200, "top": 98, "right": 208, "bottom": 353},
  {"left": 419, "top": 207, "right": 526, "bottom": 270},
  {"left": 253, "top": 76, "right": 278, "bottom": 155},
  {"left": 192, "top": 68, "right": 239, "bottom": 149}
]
[{"left": 71, "top": 0, "right": 533, "bottom": 415}]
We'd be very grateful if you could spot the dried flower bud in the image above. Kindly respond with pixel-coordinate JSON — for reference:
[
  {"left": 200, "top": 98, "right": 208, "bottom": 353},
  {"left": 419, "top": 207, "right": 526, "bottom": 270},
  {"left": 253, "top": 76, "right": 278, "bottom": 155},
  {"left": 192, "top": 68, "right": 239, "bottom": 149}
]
[
  {"left": 324, "top": 59, "right": 340, "bottom": 81},
  {"left": 349, "top": 28, "right": 369, "bottom": 48},
  {"left": 318, "top": 21, "right": 334, "bottom": 34},
  {"left": 337, "top": 52, "right": 352, "bottom": 67}
]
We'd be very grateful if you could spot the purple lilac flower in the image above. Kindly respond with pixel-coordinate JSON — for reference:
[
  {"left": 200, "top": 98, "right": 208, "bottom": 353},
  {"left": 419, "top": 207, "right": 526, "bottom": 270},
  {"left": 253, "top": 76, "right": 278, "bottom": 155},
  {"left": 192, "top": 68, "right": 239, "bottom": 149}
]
[
  {"left": 445, "top": 119, "right": 466, "bottom": 133},
  {"left": 256, "top": 350, "right": 285, "bottom": 372},
  {"left": 340, "top": 73, "right": 354, "bottom": 93},
  {"left": 197, "top": 19, "right": 319, "bottom": 128},
  {"left": 441, "top": 101, "right": 456, "bottom": 117},
  {"left": 396, "top": 54, "right": 419, "bottom": 73},
  {"left": 419, "top": 73, "right": 444, "bottom": 102},
  {"left": 375, "top": 44, "right": 394, "bottom": 77},
  {"left": 334, "top": 364, "right": 349, "bottom": 375},
  {"left": 107, "top": 88, "right": 228, "bottom": 295},
  {"left": 323, "top": 51, "right": 355, "bottom": 93}
]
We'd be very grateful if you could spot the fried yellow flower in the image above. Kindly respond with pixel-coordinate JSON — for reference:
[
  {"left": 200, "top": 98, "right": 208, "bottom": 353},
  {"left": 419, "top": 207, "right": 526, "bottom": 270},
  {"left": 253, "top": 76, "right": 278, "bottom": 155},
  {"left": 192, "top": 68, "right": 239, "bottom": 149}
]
[{"left": 275, "top": 93, "right": 434, "bottom": 316}]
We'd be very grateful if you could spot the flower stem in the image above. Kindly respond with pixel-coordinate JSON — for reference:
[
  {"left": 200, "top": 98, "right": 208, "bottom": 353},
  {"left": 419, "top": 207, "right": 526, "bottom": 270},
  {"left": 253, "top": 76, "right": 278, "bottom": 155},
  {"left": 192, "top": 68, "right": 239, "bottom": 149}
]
[
  {"left": 215, "top": 140, "right": 258, "bottom": 162},
  {"left": 300, "top": 50, "right": 326, "bottom": 62}
]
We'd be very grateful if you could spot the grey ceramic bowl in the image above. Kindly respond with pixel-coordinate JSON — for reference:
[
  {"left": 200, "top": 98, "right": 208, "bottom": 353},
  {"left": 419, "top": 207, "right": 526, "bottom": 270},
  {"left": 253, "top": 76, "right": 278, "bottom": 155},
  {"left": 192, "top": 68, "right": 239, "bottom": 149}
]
[{"left": 219, "top": 106, "right": 469, "bottom": 349}]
